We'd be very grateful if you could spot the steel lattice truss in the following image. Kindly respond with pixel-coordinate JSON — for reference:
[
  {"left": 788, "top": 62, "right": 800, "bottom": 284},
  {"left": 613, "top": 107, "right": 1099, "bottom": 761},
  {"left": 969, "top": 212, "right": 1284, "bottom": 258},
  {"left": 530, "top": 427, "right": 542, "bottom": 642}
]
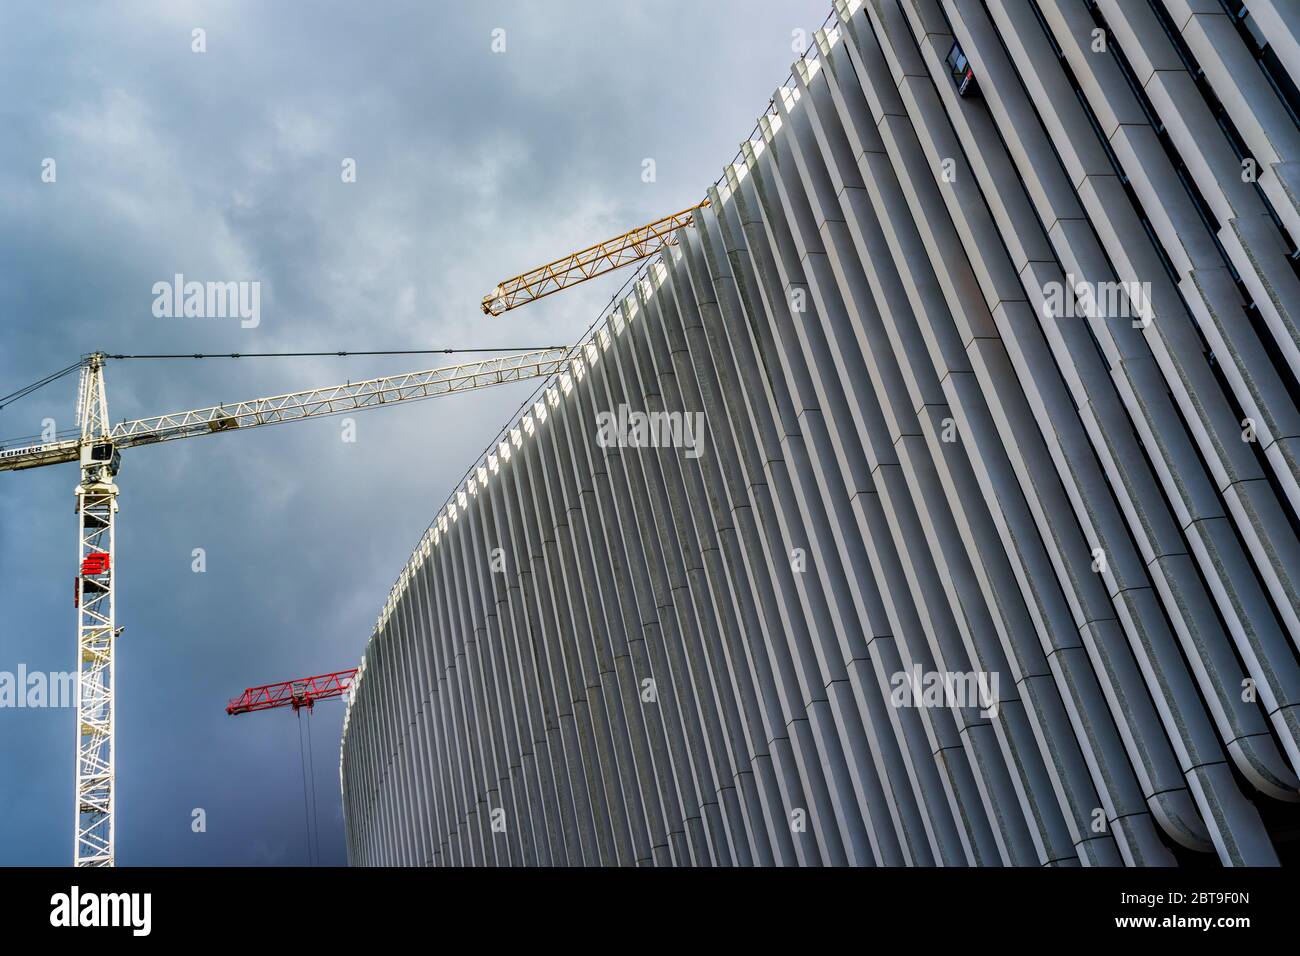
[
  {"left": 110, "top": 348, "right": 573, "bottom": 448},
  {"left": 0, "top": 349, "right": 573, "bottom": 473},
  {"left": 74, "top": 360, "right": 115, "bottom": 867},
  {"left": 226, "top": 669, "right": 359, "bottom": 715},
  {"left": 481, "top": 202, "right": 707, "bottom": 315}
]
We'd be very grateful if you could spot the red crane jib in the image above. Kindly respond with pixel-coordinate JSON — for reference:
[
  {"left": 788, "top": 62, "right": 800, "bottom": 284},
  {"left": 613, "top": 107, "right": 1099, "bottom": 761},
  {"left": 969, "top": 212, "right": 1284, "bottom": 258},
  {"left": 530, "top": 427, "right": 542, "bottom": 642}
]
[{"left": 226, "top": 668, "right": 359, "bottom": 716}]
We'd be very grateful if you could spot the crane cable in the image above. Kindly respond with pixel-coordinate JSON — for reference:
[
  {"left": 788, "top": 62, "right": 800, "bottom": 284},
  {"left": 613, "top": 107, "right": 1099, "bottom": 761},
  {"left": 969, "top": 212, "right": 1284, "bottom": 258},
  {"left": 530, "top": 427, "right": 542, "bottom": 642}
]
[
  {"left": 0, "top": 348, "right": 565, "bottom": 443},
  {"left": 0, "top": 360, "right": 83, "bottom": 412},
  {"left": 296, "top": 708, "right": 315, "bottom": 867},
  {"left": 305, "top": 706, "right": 321, "bottom": 867},
  {"left": 0, "top": 351, "right": 565, "bottom": 407},
  {"left": 106, "top": 348, "right": 564, "bottom": 359}
]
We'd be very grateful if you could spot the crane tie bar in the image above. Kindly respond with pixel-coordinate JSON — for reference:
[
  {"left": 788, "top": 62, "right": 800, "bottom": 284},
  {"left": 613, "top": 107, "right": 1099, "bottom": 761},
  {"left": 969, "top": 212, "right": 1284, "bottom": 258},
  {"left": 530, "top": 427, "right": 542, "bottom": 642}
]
[{"left": 107, "top": 347, "right": 566, "bottom": 360}]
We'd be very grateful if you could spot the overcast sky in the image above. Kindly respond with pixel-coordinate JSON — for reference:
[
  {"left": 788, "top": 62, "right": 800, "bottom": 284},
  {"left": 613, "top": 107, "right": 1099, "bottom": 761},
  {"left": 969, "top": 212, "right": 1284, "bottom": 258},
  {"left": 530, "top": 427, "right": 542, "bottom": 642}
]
[{"left": 0, "top": 1, "right": 830, "bottom": 865}]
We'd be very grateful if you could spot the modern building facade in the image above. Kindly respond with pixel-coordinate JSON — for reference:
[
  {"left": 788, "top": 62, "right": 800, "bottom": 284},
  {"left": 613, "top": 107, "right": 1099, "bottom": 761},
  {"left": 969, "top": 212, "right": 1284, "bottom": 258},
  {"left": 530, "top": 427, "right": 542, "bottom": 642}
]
[{"left": 340, "top": 0, "right": 1300, "bottom": 866}]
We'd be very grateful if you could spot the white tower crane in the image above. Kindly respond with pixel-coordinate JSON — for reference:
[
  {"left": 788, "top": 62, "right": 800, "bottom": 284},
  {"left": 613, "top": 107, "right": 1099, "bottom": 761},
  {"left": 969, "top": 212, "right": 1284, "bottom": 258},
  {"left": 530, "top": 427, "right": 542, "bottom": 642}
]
[{"left": 0, "top": 347, "right": 571, "bottom": 866}]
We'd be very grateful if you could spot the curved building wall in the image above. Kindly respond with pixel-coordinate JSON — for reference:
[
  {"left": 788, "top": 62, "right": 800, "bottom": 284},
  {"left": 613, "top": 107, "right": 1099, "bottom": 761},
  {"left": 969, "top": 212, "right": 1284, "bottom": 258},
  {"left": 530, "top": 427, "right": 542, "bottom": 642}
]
[{"left": 341, "top": 0, "right": 1300, "bottom": 866}]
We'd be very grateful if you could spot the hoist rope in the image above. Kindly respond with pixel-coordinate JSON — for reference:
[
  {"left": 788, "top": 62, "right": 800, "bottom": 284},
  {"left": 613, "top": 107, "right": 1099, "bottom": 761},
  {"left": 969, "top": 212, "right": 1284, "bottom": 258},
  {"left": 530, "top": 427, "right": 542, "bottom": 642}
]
[
  {"left": 296, "top": 708, "right": 315, "bottom": 867},
  {"left": 305, "top": 707, "right": 321, "bottom": 867}
]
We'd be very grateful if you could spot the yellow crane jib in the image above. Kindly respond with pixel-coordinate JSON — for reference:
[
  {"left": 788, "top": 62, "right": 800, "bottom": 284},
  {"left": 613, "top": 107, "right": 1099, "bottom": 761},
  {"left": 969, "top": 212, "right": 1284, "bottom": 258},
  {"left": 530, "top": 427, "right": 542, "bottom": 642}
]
[{"left": 481, "top": 199, "right": 709, "bottom": 316}]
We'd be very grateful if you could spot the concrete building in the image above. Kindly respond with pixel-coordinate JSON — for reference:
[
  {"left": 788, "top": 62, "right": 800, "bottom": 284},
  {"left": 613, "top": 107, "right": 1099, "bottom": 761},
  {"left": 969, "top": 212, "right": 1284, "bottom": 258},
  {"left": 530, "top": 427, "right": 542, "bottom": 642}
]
[{"left": 340, "top": 0, "right": 1300, "bottom": 866}]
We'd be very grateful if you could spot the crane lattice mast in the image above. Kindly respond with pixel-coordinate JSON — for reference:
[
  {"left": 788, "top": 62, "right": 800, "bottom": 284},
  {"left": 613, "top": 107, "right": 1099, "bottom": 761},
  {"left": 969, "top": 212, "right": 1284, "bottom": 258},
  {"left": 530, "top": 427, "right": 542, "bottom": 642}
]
[{"left": 73, "top": 353, "right": 119, "bottom": 866}]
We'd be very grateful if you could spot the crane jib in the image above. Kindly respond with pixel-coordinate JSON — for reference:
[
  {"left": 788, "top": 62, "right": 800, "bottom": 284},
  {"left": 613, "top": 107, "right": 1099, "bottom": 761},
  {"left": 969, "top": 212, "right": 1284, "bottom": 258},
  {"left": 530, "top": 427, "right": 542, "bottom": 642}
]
[
  {"left": 0, "top": 440, "right": 81, "bottom": 471},
  {"left": 0, "top": 443, "right": 45, "bottom": 459}
]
